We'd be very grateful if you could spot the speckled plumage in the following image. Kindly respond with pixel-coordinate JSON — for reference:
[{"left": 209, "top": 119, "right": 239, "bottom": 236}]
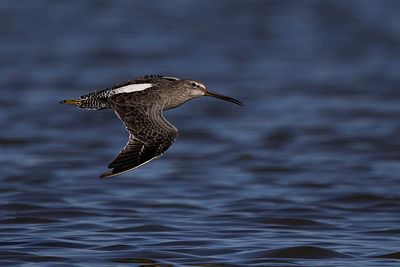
[{"left": 61, "top": 75, "right": 244, "bottom": 178}]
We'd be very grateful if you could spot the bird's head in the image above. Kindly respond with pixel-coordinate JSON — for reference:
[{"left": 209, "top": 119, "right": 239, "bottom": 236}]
[{"left": 181, "top": 80, "right": 244, "bottom": 106}]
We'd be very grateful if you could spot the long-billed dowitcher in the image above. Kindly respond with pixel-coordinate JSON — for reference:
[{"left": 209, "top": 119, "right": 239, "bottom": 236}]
[{"left": 61, "top": 75, "right": 244, "bottom": 178}]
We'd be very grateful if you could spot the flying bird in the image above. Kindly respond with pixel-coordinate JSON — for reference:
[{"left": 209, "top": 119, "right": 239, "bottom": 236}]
[{"left": 61, "top": 75, "right": 244, "bottom": 178}]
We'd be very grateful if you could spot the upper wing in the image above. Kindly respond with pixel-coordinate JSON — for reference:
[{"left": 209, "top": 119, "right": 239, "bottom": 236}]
[
  {"left": 99, "top": 104, "right": 178, "bottom": 178},
  {"left": 79, "top": 75, "right": 179, "bottom": 101}
]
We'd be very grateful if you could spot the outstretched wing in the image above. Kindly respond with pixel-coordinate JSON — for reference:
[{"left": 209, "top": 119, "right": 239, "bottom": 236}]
[{"left": 100, "top": 104, "right": 178, "bottom": 178}]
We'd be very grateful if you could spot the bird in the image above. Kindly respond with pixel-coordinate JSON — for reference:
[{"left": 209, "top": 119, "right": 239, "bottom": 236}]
[{"left": 60, "top": 75, "right": 244, "bottom": 178}]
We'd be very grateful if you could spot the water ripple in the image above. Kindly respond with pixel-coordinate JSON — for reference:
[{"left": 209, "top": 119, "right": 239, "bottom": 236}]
[{"left": 1, "top": 1, "right": 400, "bottom": 266}]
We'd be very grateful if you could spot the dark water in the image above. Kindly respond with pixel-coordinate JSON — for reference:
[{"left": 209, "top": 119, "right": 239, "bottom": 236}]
[{"left": 1, "top": 1, "right": 400, "bottom": 266}]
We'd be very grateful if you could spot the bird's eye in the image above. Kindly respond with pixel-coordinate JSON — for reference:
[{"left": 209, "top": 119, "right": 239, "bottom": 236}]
[{"left": 191, "top": 82, "right": 198, "bottom": 88}]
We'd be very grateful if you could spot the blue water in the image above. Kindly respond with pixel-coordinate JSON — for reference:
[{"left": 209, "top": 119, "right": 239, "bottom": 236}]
[{"left": 1, "top": 1, "right": 400, "bottom": 266}]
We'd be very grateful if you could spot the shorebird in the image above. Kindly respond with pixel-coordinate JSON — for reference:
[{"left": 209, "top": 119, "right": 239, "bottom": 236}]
[{"left": 61, "top": 75, "right": 244, "bottom": 178}]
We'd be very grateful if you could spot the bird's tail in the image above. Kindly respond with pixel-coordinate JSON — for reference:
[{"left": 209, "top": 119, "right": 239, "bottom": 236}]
[
  {"left": 60, "top": 99, "right": 82, "bottom": 106},
  {"left": 60, "top": 96, "right": 109, "bottom": 110}
]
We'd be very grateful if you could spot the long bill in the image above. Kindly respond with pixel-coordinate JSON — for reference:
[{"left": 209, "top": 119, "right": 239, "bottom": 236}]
[{"left": 204, "top": 91, "right": 245, "bottom": 106}]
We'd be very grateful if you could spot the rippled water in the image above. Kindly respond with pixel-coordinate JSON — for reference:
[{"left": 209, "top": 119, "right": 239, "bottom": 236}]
[{"left": 1, "top": 1, "right": 400, "bottom": 266}]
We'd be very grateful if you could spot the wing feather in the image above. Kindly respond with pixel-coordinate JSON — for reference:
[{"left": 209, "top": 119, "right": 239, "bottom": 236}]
[{"left": 99, "top": 104, "right": 178, "bottom": 178}]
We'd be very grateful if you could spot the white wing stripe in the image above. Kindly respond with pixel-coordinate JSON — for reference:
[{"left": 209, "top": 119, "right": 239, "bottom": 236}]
[
  {"left": 162, "top": 76, "right": 180, "bottom": 81},
  {"left": 113, "top": 83, "right": 153, "bottom": 94}
]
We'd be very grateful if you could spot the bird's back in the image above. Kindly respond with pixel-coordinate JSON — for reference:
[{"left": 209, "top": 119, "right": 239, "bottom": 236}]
[{"left": 77, "top": 75, "right": 174, "bottom": 110}]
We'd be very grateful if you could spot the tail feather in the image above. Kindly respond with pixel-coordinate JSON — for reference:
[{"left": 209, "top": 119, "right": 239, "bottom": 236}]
[
  {"left": 60, "top": 99, "right": 81, "bottom": 105},
  {"left": 60, "top": 97, "right": 109, "bottom": 110}
]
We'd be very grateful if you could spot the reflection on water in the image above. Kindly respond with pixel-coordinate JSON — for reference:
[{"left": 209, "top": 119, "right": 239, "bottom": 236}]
[{"left": 1, "top": 1, "right": 400, "bottom": 266}]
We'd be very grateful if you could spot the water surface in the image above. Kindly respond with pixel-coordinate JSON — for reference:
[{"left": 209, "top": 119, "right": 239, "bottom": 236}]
[{"left": 1, "top": 1, "right": 400, "bottom": 266}]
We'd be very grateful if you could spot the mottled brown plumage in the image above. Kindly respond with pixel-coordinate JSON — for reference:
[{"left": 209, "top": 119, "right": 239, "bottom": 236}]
[{"left": 61, "top": 75, "right": 244, "bottom": 178}]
